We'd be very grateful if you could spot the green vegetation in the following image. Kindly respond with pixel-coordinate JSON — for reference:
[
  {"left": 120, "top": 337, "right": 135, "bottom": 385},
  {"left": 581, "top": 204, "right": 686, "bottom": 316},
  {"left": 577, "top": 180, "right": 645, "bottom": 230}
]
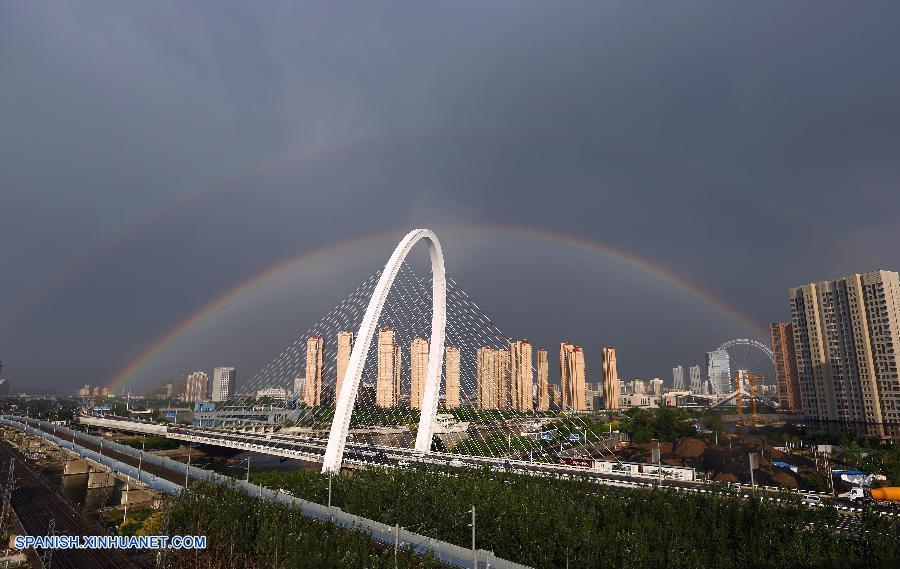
[
  {"left": 125, "top": 482, "right": 435, "bottom": 568},
  {"left": 619, "top": 407, "right": 696, "bottom": 443},
  {"left": 252, "top": 466, "right": 900, "bottom": 569},
  {"left": 453, "top": 431, "right": 544, "bottom": 458},
  {"left": 119, "top": 435, "right": 179, "bottom": 451}
]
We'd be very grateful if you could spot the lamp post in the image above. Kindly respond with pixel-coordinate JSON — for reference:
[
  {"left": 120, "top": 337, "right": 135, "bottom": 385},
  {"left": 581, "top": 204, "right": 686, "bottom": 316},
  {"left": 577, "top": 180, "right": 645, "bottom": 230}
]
[
  {"left": 469, "top": 505, "right": 477, "bottom": 569},
  {"left": 138, "top": 439, "right": 144, "bottom": 482}
]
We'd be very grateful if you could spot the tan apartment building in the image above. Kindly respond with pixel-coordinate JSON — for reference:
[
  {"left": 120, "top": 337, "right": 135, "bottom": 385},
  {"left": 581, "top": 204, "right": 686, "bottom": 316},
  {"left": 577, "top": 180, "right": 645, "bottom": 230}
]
[
  {"left": 444, "top": 346, "right": 460, "bottom": 409},
  {"left": 335, "top": 330, "right": 353, "bottom": 402},
  {"left": 789, "top": 270, "right": 900, "bottom": 430},
  {"left": 376, "top": 327, "right": 401, "bottom": 408},
  {"left": 304, "top": 335, "right": 324, "bottom": 407},
  {"left": 537, "top": 348, "right": 549, "bottom": 411},
  {"left": 410, "top": 338, "right": 429, "bottom": 409},
  {"left": 770, "top": 322, "right": 802, "bottom": 411},
  {"left": 509, "top": 339, "right": 533, "bottom": 412},
  {"left": 476, "top": 347, "right": 499, "bottom": 410},
  {"left": 560, "top": 342, "right": 586, "bottom": 411},
  {"left": 602, "top": 346, "right": 620, "bottom": 409}
]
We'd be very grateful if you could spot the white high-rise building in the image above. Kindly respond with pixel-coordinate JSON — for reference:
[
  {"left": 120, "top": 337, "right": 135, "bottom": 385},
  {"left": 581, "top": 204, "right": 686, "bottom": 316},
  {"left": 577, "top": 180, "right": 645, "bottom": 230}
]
[
  {"left": 649, "top": 377, "right": 664, "bottom": 396},
  {"left": 672, "top": 366, "right": 684, "bottom": 390},
  {"left": 689, "top": 365, "right": 702, "bottom": 394},
  {"left": 212, "top": 367, "right": 236, "bottom": 402}
]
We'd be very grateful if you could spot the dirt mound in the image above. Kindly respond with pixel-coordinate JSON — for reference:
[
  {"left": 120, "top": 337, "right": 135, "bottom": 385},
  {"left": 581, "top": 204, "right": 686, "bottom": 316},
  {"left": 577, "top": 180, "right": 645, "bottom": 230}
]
[
  {"left": 770, "top": 470, "right": 799, "bottom": 488},
  {"left": 673, "top": 438, "right": 706, "bottom": 458}
]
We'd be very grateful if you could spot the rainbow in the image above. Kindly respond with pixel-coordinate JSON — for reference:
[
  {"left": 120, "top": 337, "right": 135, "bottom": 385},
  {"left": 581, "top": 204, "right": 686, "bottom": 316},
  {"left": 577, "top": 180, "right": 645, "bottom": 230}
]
[
  {"left": 0, "top": 126, "right": 793, "bottom": 335},
  {"left": 106, "top": 224, "right": 767, "bottom": 392}
]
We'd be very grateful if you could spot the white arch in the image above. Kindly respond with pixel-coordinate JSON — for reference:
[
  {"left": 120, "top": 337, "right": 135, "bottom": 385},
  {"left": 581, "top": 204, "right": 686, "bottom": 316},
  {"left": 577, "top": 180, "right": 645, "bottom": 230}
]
[{"left": 321, "top": 229, "right": 446, "bottom": 472}]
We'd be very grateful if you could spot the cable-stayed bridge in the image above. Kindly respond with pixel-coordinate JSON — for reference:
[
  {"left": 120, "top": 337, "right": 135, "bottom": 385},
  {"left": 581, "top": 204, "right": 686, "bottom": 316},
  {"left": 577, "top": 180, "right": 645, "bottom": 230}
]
[{"left": 85, "top": 229, "right": 624, "bottom": 475}]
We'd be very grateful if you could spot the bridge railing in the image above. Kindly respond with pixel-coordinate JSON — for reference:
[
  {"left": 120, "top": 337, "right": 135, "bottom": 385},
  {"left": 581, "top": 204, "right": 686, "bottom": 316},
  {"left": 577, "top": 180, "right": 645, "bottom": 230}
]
[{"left": 1, "top": 416, "right": 528, "bottom": 569}]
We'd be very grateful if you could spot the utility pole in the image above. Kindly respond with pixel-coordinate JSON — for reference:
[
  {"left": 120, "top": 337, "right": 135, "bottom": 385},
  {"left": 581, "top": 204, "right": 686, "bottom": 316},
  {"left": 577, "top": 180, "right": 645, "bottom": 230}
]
[
  {"left": 123, "top": 476, "right": 130, "bottom": 524},
  {"left": 138, "top": 439, "right": 144, "bottom": 482},
  {"left": 185, "top": 444, "right": 192, "bottom": 487},
  {"left": 469, "top": 505, "right": 477, "bottom": 569},
  {"left": 246, "top": 457, "right": 250, "bottom": 483},
  {"left": 328, "top": 470, "right": 333, "bottom": 508},
  {"left": 749, "top": 453, "right": 758, "bottom": 490}
]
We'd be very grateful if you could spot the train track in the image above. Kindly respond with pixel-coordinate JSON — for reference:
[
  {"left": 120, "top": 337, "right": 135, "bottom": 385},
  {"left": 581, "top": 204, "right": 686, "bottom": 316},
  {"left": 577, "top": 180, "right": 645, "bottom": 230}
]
[{"left": 0, "top": 438, "right": 139, "bottom": 569}]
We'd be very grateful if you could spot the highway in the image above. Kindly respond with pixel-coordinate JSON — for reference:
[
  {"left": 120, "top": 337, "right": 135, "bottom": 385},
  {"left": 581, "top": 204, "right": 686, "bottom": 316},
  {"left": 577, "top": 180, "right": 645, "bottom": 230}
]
[{"left": 64, "top": 415, "right": 900, "bottom": 523}]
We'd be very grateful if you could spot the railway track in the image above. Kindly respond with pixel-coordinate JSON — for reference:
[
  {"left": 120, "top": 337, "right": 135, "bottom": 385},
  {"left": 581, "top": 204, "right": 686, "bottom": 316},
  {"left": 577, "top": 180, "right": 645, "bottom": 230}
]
[{"left": 0, "top": 438, "right": 139, "bottom": 569}]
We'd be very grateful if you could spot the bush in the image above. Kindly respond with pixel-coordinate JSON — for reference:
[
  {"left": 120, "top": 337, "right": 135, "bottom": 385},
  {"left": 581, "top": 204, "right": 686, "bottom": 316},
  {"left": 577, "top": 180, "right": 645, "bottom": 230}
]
[{"left": 252, "top": 465, "right": 900, "bottom": 569}]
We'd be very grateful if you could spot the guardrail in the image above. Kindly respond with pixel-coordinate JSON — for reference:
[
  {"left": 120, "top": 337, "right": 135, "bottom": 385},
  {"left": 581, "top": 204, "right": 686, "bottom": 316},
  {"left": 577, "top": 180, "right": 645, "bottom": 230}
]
[{"left": 1, "top": 416, "right": 529, "bottom": 569}]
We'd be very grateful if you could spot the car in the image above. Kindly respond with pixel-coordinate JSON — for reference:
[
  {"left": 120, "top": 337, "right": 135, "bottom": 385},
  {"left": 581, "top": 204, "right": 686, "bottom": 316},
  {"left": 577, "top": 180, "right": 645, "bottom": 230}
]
[
  {"left": 802, "top": 495, "right": 824, "bottom": 507},
  {"left": 448, "top": 459, "right": 464, "bottom": 468},
  {"left": 398, "top": 459, "right": 410, "bottom": 467}
]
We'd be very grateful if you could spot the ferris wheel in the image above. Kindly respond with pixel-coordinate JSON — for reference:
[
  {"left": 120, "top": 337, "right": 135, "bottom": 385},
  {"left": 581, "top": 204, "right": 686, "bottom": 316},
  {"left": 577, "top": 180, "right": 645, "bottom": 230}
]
[{"left": 708, "top": 338, "right": 775, "bottom": 394}]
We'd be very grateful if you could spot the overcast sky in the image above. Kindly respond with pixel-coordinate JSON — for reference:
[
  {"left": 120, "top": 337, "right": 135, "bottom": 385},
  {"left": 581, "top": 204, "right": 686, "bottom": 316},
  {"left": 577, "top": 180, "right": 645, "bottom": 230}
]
[{"left": 2, "top": 2, "right": 900, "bottom": 393}]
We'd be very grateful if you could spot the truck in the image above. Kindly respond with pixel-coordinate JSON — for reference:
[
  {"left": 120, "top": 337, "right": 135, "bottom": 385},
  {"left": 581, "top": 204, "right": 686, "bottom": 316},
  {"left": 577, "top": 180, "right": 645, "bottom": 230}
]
[{"left": 841, "top": 486, "right": 900, "bottom": 504}]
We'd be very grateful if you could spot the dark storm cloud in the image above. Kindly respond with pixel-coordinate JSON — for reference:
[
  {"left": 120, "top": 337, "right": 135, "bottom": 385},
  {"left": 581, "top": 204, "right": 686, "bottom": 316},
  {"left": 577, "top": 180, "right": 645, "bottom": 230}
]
[{"left": 2, "top": 1, "right": 900, "bottom": 391}]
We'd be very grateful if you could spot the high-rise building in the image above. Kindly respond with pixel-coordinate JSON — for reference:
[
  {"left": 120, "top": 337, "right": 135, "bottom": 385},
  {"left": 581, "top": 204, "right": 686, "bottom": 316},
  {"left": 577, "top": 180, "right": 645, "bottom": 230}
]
[
  {"left": 497, "top": 348, "right": 511, "bottom": 408},
  {"left": 689, "top": 365, "right": 702, "bottom": 394},
  {"left": 509, "top": 340, "right": 533, "bottom": 412},
  {"left": 444, "top": 346, "right": 460, "bottom": 409},
  {"left": 293, "top": 374, "right": 306, "bottom": 400},
  {"left": 602, "top": 346, "right": 620, "bottom": 409},
  {"left": 336, "top": 331, "right": 354, "bottom": 402},
  {"left": 649, "top": 377, "right": 664, "bottom": 396},
  {"left": 77, "top": 384, "right": 91, "bottom": 397},
  {"left": 212, "top": 367, "right": 236, "bottom": 402},
  {"left": 707, "top": 349, "right": 731, "bottom": 394},
  {"left": 410, "top": 338, "right": 429, "bottom": 409},
  {"left": 549, "top": 384, "right": 562, "bottom": 408},
  {"left": 305, "top": 335, "right": 324, "bottom": 406},
  {"left": 770, "top": 321, "right": 802, "bottom": 412},
  {"left": 185, "top": 371, "right": 209, "bottom": 403},
  {"left": 631, "top": 378, "right": 646, "bottom": 395},
  {"left": 537, "top": 348, "right": 550, "bottom": 411},
  {"left": 377, "top": 327, "right": 400, "bottom": 407},
  {"left": 560, "top": 343, "right": 586, "bottom": 411},
  {"left": 672, "top": 365, "right": 684, "bottom": 390},
  {"left": 789, "top": 270, "right": 900, "bottom": 428},
  {"left": 476, "top": 347, "right": 499, "bottom": 409}
]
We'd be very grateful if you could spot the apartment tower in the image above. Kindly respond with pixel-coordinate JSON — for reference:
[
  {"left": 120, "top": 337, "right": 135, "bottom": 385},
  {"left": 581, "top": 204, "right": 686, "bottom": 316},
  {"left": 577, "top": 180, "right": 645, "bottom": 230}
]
[
  {"left": 212, "top": 367, "right": 236, "bottom": 402},
  {"left": 509, "top": 339, "right": 533, "bottom": 412},
  {"left": 789, "top": 270, "right": 900, "bottom": 428},
  {"left": 673, "top": 365, "right": 684, "bottom": 390},
  {"left": 770, "top": 322, "right": 802, "bottom": 411},
  {"left": 536, "top": 348, "right": 550, "bottom": 411},
  {"left": 304, "top": 336, "right": 324, "bottom": 406},
  {"left": 410, "top": 338, "right": 429, "bottom": 409},
  {"left": 602, "top": 346, "right": 620, "bottom": 409},
  {"left": 185, "top": 371, "right": 209, "bottom": 403},
  {"left": 444, "top": 346, "right": 460, "bottom": 409},
  {"left": 335, "top": 331, "right": 354, "bottom": 402},
  {"left": 560, "top": 343, "right": 586, "bottom": 411},
  {"left": 476, "top": 347, "right": 499, "bottom": 410},
  {"left": 376, "top": 327, "right": 401, "bottom": 408}
]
